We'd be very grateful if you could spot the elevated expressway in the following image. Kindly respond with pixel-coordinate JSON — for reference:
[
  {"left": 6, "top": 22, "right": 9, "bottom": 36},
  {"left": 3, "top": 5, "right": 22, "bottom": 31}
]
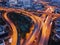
[{"left": 0, "top": 7, "right": 60, "bottom": 45}]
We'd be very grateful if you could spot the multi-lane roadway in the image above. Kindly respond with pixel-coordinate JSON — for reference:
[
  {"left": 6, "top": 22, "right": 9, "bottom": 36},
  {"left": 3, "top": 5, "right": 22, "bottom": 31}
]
[{"left": 0, "top": 7, "right": 60, "bottom": 45}]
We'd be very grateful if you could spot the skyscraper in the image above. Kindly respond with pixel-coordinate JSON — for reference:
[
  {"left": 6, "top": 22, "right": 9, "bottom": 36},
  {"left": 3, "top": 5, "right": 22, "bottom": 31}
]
[
  {"left": 8, "top": 0, "right": 18, "bottom": 7},
  {"left": 51, "top": 0, "right": 60, "bottom": 2},
  {"left": 9, "top": 0, "right": 17, "bottom": 5},
  {"left": 0, "top": 0, "right": 8, "bottom": 6},
  {"left": 19, "top": 0, "right": 33, "bottom": 8}
]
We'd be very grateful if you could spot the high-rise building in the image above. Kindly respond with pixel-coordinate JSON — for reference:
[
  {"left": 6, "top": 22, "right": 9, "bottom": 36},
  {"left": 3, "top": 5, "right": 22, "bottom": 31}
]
[
  {"left": 19, "top": 0, "right": 33, "bottom": 8},
  {"left": 33, "top": 0, "right": 37, "bottom": 2},
  {"left": 33, "top": 0, "right": 42, "bottom": 4},
  {"left": 51, "top": 0, "right": 60, "bottom": 2},
  {"left": 8, "top": 0, "right": 18, "bottom": 7},
  {"left": 0, "top": 0, "right": 8, "bottom": 6},
  {"left": 8, "top": 0, "right": 33, "bottom": 8},
  {"left": 9, "top": 0, "right": 17, "bottom": 4},
  {"left": 42, "top": 0, "right": 51, "bottom": 2}
]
